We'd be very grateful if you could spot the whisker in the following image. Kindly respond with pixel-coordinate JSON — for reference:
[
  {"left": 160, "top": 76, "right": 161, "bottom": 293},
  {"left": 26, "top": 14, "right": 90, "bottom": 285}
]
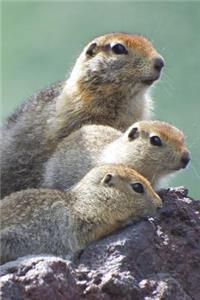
[
  {"left": 158, "top": 77, "right": 174, "bottom": 98},
  {"left": 162, "top": 72, "right": 174, "bottom": 91},
  {"left": 191, "top": 163, "right": 200, "bottom": 181},
  {"left": 188, "top": 135, "right": 200, "bottom": 149}
]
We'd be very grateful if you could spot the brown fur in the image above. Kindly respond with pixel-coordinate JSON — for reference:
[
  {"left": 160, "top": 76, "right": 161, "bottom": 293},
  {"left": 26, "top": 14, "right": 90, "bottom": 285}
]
[
  {"left": 43, "top": 121, "right": 190, "bottom": 190},
  {"left": 0, "top": 164, "right": 162, "bottom": 264},
  {"left": 1, "top": 32, "right": 163, "bottom": 198}
]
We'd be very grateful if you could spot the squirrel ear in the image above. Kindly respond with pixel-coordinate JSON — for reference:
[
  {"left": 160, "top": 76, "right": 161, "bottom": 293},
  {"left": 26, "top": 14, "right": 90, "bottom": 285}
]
[
  {"left": 128, "top": 127, "right": 139, "bottom": 141},
  {"left": 102, "top": 173, "right": 113, "bottom": 186},
  {"left": 86, "top": 43, "right": 97, "bottom": 57}
]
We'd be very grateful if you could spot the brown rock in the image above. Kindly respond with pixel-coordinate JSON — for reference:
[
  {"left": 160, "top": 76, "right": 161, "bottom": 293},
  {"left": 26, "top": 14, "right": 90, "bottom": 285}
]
[{"left": 0, "top": 187, "right": 200, "bottom": 300}]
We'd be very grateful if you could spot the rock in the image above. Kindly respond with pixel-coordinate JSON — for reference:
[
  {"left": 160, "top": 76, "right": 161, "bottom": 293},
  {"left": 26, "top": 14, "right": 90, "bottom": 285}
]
[
  {"left": 0, "top": 187, "right": 200, "bottom": 300},
  {"left": 0, "top": 256, "right": 82, "bottom": 300}
]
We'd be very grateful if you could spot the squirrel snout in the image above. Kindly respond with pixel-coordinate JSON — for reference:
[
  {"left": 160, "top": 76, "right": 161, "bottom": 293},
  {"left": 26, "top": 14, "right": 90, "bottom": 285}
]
[
  {"left": 153, "top": 57, "right": 165, "bottom": 73},
  {"left": 181, "top": 152, "right": 191, "bottom": 168}
]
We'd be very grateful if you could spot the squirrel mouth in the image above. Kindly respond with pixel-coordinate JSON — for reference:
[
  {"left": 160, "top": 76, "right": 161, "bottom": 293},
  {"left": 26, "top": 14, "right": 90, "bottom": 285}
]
[
  {"left": 170, "top": 166, "right": 182, "bottom": 171},
  {"left": 141, "top": 75, "right": 160, "bottom": 85}
]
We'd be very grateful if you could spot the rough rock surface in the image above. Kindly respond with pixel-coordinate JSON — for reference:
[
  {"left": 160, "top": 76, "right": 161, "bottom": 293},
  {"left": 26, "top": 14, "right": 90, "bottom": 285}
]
[{"left": 0, "top": 187, "right": 200, "bottom": 300}]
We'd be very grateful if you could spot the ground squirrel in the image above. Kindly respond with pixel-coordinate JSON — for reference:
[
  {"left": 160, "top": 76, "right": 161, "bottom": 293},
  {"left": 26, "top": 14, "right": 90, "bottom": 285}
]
[
  {"left": 1, "top": 32, "right": 164, "bottom": 198},
  {"left": 43, "top": 121, "right": 190, "bottom": 190},
  {"left": 0, "top": 164, "right": 162, "bottom": 264}
]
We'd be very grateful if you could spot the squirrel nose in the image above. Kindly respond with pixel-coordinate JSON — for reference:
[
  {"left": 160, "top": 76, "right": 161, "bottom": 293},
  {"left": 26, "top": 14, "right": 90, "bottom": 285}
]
[
  {"left": 181, "top": 153, "right": 191, "bottom": 168},
  {"left": 154, "top": 57, "right": 165, "bottom": 73}
]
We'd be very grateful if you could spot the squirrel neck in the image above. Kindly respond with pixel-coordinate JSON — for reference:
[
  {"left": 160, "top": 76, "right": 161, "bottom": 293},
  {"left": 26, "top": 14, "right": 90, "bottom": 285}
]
[
  {"left": 70, "top": 181, "right": 122, "bottom": 223},
  {"left": 50, "top": 71, "right": 152, "bottom": 140},
  {"left": 67, "top": 184, "right": 126, "bottom": 250},
  {"left": 101, "top": 137, "right": 160, "bottom": 188}
]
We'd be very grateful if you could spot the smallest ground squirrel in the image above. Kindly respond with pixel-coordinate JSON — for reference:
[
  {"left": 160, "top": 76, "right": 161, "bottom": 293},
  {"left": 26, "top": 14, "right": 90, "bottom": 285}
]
[
  {"left": 43, "top": 121, "right": 190, "bottom": 190},
  {"left": 0, "top": 164, "right": 162, "bottom": 265}
]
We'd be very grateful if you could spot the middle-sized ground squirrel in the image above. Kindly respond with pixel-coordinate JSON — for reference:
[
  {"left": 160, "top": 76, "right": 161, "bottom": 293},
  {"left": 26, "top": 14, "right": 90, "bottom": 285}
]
[
  {"left": 0, "top": 164, "right": 162, "bottom": 265},
  {"left": 1, "top": 32, "right": 164, "bottom": 198},
  {"left": 43, "top": 120, "right": 190, "bottom": 190}
]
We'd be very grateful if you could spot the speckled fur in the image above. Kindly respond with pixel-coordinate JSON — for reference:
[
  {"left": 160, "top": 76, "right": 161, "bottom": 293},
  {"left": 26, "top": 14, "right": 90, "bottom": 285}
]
[
  {"left": 1, "top": 33, "right": 163, "bottom": 198},
  {"left": 0, "top": 164, "right": 162, "bottom": 264},
  {"left": 43, "top": 121, "right": 189, "bottom": 190}
]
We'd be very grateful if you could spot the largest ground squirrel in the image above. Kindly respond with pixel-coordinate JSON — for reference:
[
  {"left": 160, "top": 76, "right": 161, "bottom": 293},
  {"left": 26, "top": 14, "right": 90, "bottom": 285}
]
[
  {"left": 0, "top": 164, "right": 162, "bottom": 264},
  {"left": 1, "top": 32, "right": 164, "bottom": 198}
]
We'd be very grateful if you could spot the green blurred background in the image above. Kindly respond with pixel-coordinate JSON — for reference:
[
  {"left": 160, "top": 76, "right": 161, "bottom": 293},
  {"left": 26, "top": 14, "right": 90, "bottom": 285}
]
[{"left": 2, "top": 1, "right": 200, "bottom": 198}]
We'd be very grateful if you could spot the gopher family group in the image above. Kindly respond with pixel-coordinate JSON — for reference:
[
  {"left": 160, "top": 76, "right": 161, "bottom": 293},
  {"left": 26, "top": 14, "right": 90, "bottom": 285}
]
[{"left": 0, "top": 32, "right": 190, "bottom": 264}]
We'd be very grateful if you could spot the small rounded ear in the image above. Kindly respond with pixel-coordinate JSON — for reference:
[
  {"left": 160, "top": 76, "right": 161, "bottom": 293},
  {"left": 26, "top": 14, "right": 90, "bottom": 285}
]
[
  {"left": 86, "top": 42, "right": 97, "bottom": 57},
  {"left": 102, "top": 173, "right": 113, "bottom": 186},
  {"left": 128, "top": 127, "right": 139, "bottom": 141}
]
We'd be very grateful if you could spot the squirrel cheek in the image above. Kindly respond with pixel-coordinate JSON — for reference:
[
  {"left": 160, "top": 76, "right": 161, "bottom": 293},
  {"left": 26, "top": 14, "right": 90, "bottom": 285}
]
[{"left": 89, "top": 59, "right": 100, "bottom": 72}]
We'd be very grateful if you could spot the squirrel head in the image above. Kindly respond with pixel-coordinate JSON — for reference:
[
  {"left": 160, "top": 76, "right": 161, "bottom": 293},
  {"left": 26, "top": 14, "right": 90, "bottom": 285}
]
[
  {"left": 102, "top": 121, "right": 190, "bottom": 187},
  {"left": 67, "top": 32, "right": 164, "bottom": 99},
  {"left": 73, "top": 164, "right": 162, "bottom": 222},
  {"left": 55, "top": 33, "right": 164, "bottom": 134},
  {"left": 125, "top": 121, "right": 191, "bottom": 183}
]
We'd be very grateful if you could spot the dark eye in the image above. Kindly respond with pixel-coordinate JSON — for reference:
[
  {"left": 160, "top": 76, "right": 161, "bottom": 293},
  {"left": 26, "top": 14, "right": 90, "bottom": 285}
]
[
  {"left": 112, "top": 43, "right": 128, "bottom": 55},
  {"left": 150, "top": 136, "right": 162, "bottom": 146},
  {"left": 131, "top": 183, "right": 144, "bottom": 194}
]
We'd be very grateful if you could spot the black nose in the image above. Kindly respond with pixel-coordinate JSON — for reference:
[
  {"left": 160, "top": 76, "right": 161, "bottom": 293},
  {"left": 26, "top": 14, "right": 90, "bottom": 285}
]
[
  {"left": 154, "top": 57, "right": 165, "bottom": 72},
  {"left": 181, "top": 154, "right": 191, "bottom": 168}
]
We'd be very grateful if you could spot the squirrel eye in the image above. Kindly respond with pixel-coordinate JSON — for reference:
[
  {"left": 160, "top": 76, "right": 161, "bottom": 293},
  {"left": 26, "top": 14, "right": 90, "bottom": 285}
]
[
  {"left": 130, "top": 183, "right": 145, "bottom": 194},
  {"left": 150, "top": 135, "right": 162, "bottom": 146},
  {"left": 111, "top": 43, "right": 128, "bottom": 55}
]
